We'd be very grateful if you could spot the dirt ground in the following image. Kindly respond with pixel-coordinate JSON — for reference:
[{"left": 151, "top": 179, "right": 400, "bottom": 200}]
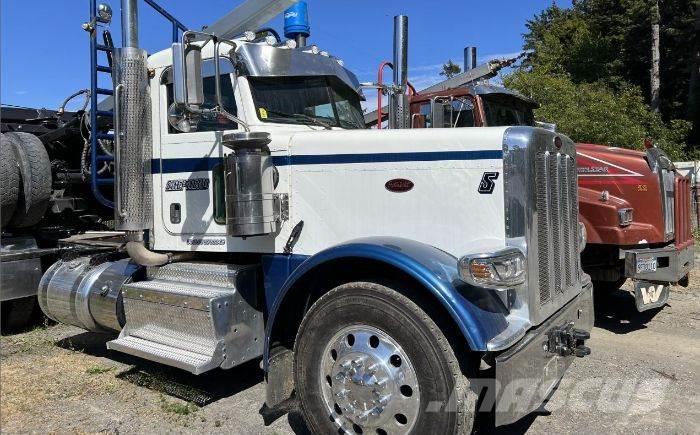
[{"left": 1, "top": 268, "right": 699, "bottom": 434}]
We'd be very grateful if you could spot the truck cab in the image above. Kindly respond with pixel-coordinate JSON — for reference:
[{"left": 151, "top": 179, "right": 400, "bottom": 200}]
[
  {"left": 36, "top": 3, "right": 593, "bottom": 433},
  {"left": 409, "top": 82, "right": 694, "bottom": 312}
]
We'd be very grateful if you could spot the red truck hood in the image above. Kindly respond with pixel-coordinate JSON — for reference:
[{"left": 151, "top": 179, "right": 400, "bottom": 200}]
[{"left": 576, "top": 143, "right": 666, "bottom": 245}]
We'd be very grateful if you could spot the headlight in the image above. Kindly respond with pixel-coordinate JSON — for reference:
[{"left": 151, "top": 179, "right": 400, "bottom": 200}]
[
  {"left": 458, "top": 248, "right": 526, "bottom": 289},
  {"left": 578, "top": 222, "right": 587, "bottom": 253},
  {"left": 618, "top": 208, "right": 633, "bottom": 227}
]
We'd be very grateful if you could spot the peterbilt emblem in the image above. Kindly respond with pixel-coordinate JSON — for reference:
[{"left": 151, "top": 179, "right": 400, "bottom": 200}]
[
  {"left": 385, "top": 179, "right": 414, "bottom": 193},
  {"left": 478, "top": 172, "right": 499, "bottom": 194}
]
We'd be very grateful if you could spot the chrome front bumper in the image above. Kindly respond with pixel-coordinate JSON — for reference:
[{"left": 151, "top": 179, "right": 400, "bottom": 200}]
[
  {"left": 493, "top": 283, "right": 594, "bottom": 427},
  {"left": 623, "top": 242, "right": 694, "bottom": 283}
]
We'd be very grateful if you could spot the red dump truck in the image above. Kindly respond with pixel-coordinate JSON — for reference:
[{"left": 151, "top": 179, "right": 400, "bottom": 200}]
[{"left": 366, "top": 52, "right": 694, "bottom": 312}]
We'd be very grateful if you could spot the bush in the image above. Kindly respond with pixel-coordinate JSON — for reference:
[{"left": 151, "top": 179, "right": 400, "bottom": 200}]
[{"left": 504, "top": 69, "right": 693, "bottom": 160}]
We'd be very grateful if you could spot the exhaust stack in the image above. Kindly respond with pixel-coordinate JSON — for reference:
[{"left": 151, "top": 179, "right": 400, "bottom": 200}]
[
  {"left": 464, "top": 46, "right": 477, "bottom": 71},
  {"left": 120, "top": 0, "right": 138, "bottom": 47},
  {"left": 389, "top": 15, "right": 409, "bottom": 129},
  {"left": 114, "top": 0, "right": 151, "bottom": 234}
]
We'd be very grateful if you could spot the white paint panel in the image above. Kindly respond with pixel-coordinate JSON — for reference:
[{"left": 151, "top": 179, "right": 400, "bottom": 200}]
[{"left": 289, "top": 128, "right": 508, "bottom": 257}]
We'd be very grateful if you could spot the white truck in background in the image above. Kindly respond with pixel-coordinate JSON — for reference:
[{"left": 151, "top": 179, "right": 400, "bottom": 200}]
[{"left": 34, "top": 1, "right": 593, "bottom": 432}]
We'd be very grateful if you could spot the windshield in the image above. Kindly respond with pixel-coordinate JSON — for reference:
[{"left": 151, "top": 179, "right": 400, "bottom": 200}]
[
  {"left": 249, "top": 76, "right": 365, "bottom": 129},
  {"left": 481, "top": 94, "right": 536, "bottom": 127}
]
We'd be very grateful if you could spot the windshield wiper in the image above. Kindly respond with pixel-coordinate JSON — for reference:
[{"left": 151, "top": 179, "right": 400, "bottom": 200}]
[{"left": 265, "top": 109, "right": 332, "bottom": 129}]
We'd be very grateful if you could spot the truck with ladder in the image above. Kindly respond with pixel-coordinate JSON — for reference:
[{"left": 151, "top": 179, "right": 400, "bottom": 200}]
[
  {"left": 32, "top": 1, "right": 593, "bottom": 432},
  {"left": 366, "top": 46, "right": 694, "bottom": 314}
]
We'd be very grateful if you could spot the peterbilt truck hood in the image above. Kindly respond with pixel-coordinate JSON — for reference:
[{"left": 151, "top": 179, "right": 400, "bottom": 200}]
[{"left": 576, "top": 143, "right": 666, "bottom": 245}]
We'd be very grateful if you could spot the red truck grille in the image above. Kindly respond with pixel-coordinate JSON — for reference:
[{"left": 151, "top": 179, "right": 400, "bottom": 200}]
[{"left": 674, "top": 176, "right": 693, "bottom": 247}]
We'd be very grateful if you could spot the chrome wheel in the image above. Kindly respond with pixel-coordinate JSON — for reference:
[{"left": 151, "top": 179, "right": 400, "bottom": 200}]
[{"left": 320, "top": 325, "right": 420, "bottom": 434}]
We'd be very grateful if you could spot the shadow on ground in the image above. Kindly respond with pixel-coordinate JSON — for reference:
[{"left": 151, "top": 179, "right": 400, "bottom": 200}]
[
  {"left": 55, "top": 331, "right": 263, "bottom": 406},
  {"left": 593, "top": 288, "right": 664, "bottom": 334}
]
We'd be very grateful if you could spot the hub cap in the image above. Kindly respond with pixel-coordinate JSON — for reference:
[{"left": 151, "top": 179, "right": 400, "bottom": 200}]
[{"left": 319, "top": 325, "right": 420, "bottom": 434}]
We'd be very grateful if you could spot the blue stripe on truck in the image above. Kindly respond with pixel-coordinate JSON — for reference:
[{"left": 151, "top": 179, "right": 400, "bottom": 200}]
[{"left": 151, "top": 149, "right": 503, "bottom": 174}]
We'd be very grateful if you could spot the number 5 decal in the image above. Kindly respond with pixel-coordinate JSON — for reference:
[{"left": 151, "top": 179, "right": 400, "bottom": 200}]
[{"left": 479, "top": 172, "right": 500, "bottom": 194}]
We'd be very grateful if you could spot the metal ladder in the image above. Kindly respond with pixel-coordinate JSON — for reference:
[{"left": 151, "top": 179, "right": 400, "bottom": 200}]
[
  {"left": 87, "top": 0, "right": 188, "bottom": 209},
  {"left": 88, "top": 0, "right": 116, "bottom": 208}
]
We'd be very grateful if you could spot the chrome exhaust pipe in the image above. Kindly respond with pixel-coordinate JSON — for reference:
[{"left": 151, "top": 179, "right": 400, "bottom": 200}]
[
  {"left": 120, "top": 0, "right": 138, "bottom": 47},
  {"left": 389, "top": 15, "right": 409, "bottom": 129},
  {"left": 115, "top": 0, "right": 167, "bottom": 265},
  {"left": 464, "top": 46, "right": 477, "bottom": 71}
]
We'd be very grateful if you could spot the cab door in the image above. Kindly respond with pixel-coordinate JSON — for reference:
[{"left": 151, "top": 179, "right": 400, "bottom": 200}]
[{"left": 156, "top": 58, "right": 242, "bottom": 236}]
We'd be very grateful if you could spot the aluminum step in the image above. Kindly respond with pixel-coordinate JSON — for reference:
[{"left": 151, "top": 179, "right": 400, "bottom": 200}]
[
  {"left": 108, "top": 335, "right": 218, "bottom": 374},
  {"left": 148, "top": 262, "right": 258, "bottom": 289},
  {"left": 108, "top": 263, "right": 265, "bottom": 374}
]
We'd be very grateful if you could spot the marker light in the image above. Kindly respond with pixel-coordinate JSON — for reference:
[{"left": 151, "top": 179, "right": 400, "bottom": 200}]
[
  {"left": 458, "top": 248, "right": 526, "bottom": 289},
  {"left": 578, "top": 222, "right": 587, "bottom": 252}
]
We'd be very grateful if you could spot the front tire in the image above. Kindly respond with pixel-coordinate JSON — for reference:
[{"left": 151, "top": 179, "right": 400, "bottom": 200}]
[{"left": 294, "top": 282, "right": 477, "bottom": 434}]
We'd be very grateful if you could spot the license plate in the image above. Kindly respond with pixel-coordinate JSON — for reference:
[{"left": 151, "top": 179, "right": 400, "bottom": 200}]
[{"left": 636, "top": 257, "right": 657, "bottom": 273}]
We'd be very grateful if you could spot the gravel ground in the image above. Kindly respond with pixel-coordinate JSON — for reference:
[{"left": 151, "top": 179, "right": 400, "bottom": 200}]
[{"left": 1, "top": 268, "right": 699, "bottom": 434}]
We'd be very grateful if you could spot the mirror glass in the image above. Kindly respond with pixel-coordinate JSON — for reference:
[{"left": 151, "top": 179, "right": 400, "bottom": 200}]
[{"left": 171, "top": 42, "right": 204, "bottom": 107}]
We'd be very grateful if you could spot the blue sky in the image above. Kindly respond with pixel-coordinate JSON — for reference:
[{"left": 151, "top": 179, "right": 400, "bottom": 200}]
[{"left": 1, "top": 0, "right": 571, "bottom": 111}]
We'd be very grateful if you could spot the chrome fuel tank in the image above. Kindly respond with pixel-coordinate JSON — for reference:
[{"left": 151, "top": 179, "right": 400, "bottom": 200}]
[{"left": 38, "top": 257, "right": 142, "bottom": 332}]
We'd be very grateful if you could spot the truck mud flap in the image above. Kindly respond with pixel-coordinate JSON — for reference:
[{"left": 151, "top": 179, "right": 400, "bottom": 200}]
[
  {"left": 492, "top": 284, "right": 594, "bottom": 427},
  {"left": 633, "top": 280, "right": 670, "bottom": 312}
]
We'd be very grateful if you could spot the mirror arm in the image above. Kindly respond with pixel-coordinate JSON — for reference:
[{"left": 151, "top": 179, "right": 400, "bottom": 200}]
[{"left": 214, "top": 39, "right": 250, "bottom": 132}]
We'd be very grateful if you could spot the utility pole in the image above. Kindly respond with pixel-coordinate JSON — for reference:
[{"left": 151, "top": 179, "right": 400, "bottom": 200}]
[{"left": 650, "top": 0, "right": 661, "bottom": 113}]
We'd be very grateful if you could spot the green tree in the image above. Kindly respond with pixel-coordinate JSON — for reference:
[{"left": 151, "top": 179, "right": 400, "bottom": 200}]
[
  {"left": 504, "top": 68, "right": 693, "bottom": 160},
  {"left": 515, "top": 0, "right": 698, "bottom": 156},
  {"left": 439, "top": 59, "right": 461, "bottom": 79}
]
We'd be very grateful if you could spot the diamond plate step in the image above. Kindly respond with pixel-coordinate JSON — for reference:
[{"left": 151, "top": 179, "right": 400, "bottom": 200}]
[
  {"left": 148, "top": 262, "right": 257, "bottom": 289},
  {"left": 108, "top": 335, "right": 218, "bottom": 374},
  {"left": 109, "top": 263, "right": 265, "bottom": 375},
  {"left": 123, "top": 280, "right": 234, "bottom": 310}
]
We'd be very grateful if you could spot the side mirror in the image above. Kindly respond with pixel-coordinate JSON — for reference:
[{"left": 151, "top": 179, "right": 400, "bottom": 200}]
[{"left": 172, "top": 42, "right": 204, "bottom": 107}]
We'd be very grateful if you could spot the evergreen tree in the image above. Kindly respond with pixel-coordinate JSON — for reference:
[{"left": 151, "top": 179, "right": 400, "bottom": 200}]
[{"left": 439, "top": 60, "right": 462, "bottom": 79}]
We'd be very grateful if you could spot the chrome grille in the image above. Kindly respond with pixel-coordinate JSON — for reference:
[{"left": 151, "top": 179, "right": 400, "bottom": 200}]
[
  {"left": 536, "top": 154, "right": 551, "bottom": 303},
  {"left": 535, "top": 151, "right": 579, "bottom": 305},
  {"left": 662, "top": 169, "right": 675, "bottom": 238}
]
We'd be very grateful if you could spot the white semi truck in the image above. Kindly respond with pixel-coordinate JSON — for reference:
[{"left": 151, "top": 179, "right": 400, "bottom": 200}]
[{"left": 36, "top": 1, "right": 593, "bottom": 432}]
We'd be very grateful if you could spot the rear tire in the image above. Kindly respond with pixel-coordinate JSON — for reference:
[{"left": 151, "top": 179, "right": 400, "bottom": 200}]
[
  {"left": 0, "top": 134, "right": 20, "bottom": 228},
  {"left": 5, "top": 132, "right": 52, "bottom": 228},
  {"left": 1, "top": 297, "right": 39, "bottom": 333},
  {"left": 294, "top": 282, "right": 477, "bottom": 434}
]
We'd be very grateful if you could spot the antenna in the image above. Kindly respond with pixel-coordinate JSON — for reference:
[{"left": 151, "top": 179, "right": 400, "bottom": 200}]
[{"left": 199, "top": 0, "right": 298, "bottom": 41}]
